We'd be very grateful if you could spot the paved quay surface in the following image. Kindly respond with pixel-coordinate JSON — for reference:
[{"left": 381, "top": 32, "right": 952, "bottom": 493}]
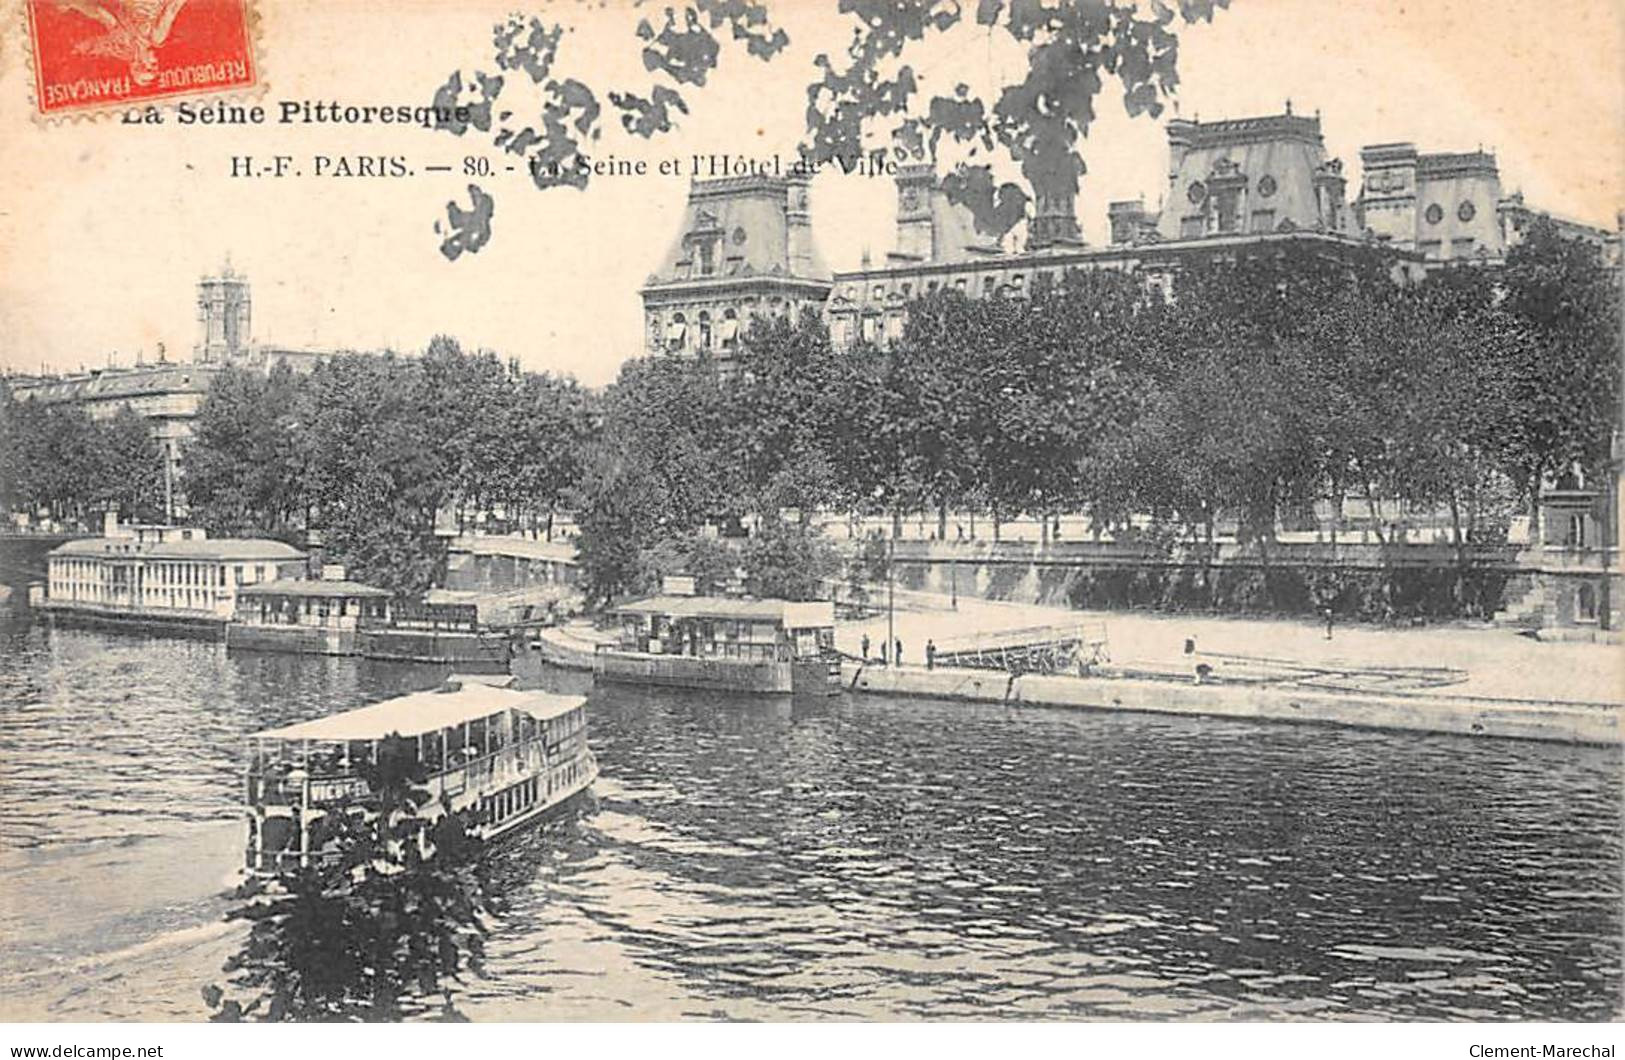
[{"left": 840, "top": 595, "right": 1623, "bottom": 706}]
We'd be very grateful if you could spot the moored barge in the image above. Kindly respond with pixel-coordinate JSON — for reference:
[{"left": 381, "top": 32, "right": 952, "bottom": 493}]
[{"left": 595, "top": 594, "right": 842, "bottom": 695}]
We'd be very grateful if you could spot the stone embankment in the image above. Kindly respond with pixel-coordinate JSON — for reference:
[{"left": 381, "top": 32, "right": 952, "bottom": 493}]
[
  {"left": 534, "top": 623, "right": 1621, "bottom": 745},
  {"left": 846, "top": 664, "right": 1619, "bottom": 746}
]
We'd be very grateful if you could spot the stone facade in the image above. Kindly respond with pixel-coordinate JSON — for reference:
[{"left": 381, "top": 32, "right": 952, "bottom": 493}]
[
  {"left": 1356, "top": 144, "right": 1623, "bottom": 266},
  {"left": 642, "top": 108, "right": 1621, "bottom": 354},
  {"left": 640, "top": 175, "right": 832, "bottom": 363}
]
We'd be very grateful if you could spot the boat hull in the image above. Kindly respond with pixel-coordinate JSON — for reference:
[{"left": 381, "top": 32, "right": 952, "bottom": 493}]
[
  {"left": 37, "top": 601, "right": 225, "bottom": 638},
  {"left": 594, "top": 649, "right": 794, "bottom": 694},
  {"left": 227, "top": 622, "right": 362, "bottom": 656},
  {"left": 479, "top": 756, "right": 600, "bottom": 844},
  {"left": 593, "top": 650, "right": 843, "bottom": 696},
  {"left": 360, "top": 628, "right": 512, "bottom": 670}
]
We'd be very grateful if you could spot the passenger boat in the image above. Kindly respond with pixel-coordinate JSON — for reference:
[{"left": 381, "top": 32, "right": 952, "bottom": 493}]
[
  {"left": 242, "top": 675, "right": 596, "bottom": 876},
  {"left": 595, "top": 594, "right": 842, "bottom": 695}
]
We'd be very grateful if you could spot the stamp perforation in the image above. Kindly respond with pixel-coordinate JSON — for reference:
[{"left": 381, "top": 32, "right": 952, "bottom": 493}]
[{"left": 21, "top": 0, "right": 267, "bottom": 125}]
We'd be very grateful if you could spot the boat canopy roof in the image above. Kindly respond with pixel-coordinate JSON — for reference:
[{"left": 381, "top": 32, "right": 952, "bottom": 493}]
[
  {"left": 252, "top": 685, "right": 585, "bottom": 743},
  {"left": 52, "top": 537, "right": 303, "bottom": 562},
  {"left": 239, "top": 578, "right": 392, "bottom": 598},
  {"left": 611, "top": 594, "right": 834, "bottom": 628}
]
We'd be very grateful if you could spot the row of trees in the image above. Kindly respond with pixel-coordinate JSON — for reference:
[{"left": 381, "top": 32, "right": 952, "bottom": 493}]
[
  {"left": 0, "top": 389, "right": 166, "bottom": 526},
  {"left": 5, "top": 222, "right": 1614, "bottom": 609},
  {"left": 576, "top": 221, "right": 1618, "bottom": 603},
  {"left": 179, "top": 339, "right": 594, "bottom": 594}
]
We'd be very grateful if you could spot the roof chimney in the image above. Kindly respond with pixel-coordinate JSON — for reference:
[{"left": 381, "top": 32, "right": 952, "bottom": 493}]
[{"left": 1027, "top": 186, "right": 1084, "bottom": 251}]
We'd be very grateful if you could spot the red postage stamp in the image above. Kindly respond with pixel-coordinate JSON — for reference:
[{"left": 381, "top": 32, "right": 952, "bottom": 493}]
[{"left": 24, "top": 0, "right": 258, "bottom": 118}]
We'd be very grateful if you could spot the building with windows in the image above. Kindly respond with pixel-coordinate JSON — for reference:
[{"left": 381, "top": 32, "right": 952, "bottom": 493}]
[
  {"left": 640, "top": 174, "right": 832, "bottom": 361},
  {"left": 641, "top": 106, "right": 1619, "bottom": 358},
  {"left": 41, "top": 512, "right": 307, "bottom": 631},
  {"left": 1355, "top": 145, "right": 1622, "bottom": 266},
  {"left": 824, "top": 108, "right": 1385, "bottom": 349}
]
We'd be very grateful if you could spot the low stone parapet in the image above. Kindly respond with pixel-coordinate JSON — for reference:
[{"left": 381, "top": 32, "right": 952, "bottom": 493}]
[{"left": 847, "top": 664, "right": 1620, "bottom": 745}]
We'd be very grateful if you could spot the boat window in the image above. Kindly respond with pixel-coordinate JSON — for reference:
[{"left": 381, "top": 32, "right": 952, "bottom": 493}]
[{"left": 260, "top": 815, "right": 297, "bottom": 856}]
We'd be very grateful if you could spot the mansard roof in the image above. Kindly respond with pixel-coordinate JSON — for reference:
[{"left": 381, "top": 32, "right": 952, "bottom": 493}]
[
  {"left": 1159, "top": 111, "right": 1354, "bottom": 241},
  {"left": 644, "top": 175, "right": 830, "bottom": 290}
]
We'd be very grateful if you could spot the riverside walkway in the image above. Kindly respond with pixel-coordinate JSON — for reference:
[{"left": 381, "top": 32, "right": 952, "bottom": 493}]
[
  {"left": 839, "top": 594, "right": 1622, "bottom": 705},
  {"left": 533, "top": 592, "right": 1620, "bottom": 743},
  {"left": 834, "top": 593, "right": 1621, "bottom": 744}
]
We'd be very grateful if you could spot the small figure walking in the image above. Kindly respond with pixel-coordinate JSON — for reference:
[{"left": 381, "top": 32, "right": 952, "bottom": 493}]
[
  {"left": 894, "top": 638, "right": 903, "bottom": 666},
  {"left": 926, "top": 638, "right": 937, "bottom": 670},
  {"left": 861, "top": 633, "right": 870, "bottom": 661},
  {"left": 1321, "top": 604, "right": 1334, "bottom": 640}
]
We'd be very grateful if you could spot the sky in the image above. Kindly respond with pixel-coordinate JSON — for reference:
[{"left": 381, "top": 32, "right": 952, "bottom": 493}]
[{"left": 0, "top": 0, "right": 1621, "bottom": 387}]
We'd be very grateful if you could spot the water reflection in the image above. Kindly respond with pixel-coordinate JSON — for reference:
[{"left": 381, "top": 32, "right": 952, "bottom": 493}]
[{"left": 0, "top": 622, "right": 1619, "bottom": 1020}]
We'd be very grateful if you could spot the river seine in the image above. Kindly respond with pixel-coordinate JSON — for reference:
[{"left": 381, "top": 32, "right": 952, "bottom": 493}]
[{"left": 0, "top": 620, "right": 1619, "bottom": 1021}]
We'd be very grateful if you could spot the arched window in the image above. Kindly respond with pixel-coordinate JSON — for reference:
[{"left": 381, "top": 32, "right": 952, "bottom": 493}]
[
  {"left": 667, "top": 312, "right": 687, "bottom": 352},
  {"left": 720, "top": 307, "right": 740, "bottom": 350},
  {"left": 698, "top": 311, "right": 713, "bottom": 351}
]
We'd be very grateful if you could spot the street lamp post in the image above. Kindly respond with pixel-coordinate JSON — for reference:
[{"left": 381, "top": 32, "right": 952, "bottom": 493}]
[{"left": 886, "top": 533, "right": 895, "bottom": 667}]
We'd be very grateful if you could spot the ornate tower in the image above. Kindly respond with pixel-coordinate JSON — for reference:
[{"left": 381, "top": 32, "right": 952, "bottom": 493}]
[{"left": 195, "top": 263, "right": 251, "bottom": 363}]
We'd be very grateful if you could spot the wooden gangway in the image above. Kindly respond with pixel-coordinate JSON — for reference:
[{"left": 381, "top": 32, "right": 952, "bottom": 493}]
[{"left": 932, "top": 620, "right": 1109, "bottom": 675}]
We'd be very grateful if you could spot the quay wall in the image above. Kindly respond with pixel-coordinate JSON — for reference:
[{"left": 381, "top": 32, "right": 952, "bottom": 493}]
[
  {"left": 540, "top": 625, "right": 1619, "bottom": 745},
  {"left": 840, "top": 539, "right": 1620, "bottom": 625},
  {"left": 847, "top": 664, "right": 1621, "bottom": 746}
]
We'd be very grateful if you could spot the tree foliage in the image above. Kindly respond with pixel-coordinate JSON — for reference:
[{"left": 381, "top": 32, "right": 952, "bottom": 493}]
[
  {"left": 431, "top": 0, "right": 1228, "bottom": 254},
  {"left": 181, "top": 345, "right": 595, "bottom": 596},
  {"left": 0, "top": 383, "right": 166, "bottom": 526},
  {"left": 204, "top": 735, "right": 490, "bottom": 1022},
  {"left": 572, "top": 230, "right": 1620, "bottom": 602}
]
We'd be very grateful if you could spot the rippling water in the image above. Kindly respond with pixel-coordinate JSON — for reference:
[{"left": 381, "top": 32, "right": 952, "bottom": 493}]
[{"left": 1, "top": 617, "right": 1620, "bottom": 1020}]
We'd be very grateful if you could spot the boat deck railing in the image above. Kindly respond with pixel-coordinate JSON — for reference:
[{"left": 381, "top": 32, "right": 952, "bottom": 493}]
[{"left": 249, "top": 739, "right": 549, "bottom": 809}]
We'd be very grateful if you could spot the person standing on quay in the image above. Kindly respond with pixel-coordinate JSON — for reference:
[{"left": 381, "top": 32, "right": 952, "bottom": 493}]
[
  {"left": 1321, "top": 604, "right": 1335, "bottom": 640},
  {"left": 894, "top": 638, "right": 903, "bottom": 666},
  {"left": 861, "top": 633, "right": 870, "bottom": 661},
  {"left": 926, "top": 639, "right": 936, "bottom": 670}
]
